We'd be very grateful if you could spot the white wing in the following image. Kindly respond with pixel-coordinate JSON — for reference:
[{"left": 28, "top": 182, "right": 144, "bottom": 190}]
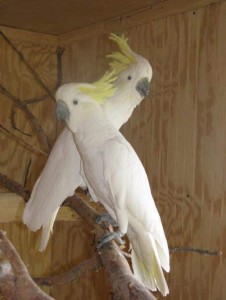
[
  {"left": 23, "top": 128, "right": 85, "bottom": 249},
  {"left": 102, "top": 137, "right": 169, "bottom": 294}
]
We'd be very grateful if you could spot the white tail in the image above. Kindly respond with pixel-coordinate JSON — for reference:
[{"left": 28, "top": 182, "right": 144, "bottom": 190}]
[
  {"left": 128, "top": 229, "right": 169, "bottom": 296},
  {"left": 39, "top": 208, "right": 59, "bottom": 252}
]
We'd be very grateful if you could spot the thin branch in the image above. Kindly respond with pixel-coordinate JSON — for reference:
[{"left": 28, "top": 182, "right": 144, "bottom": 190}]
[
  {"left": 0, "top": 123, "right": 48, "bottom": 157},
  {"left": 169, "top": 246, "right": 222, "bottom": 256},
  {"left": 0, "top": 84, "right": 51, "bottom": 153},
  {"left": 22, "top": 47, "right": 65, "bottom": 105},
  {"left": 0, "top": 30, "right": 55, "bottom": 103},
  {"left": 10, "top": 108, "right": 32, "bottom": 137},
  {"left": 34, "top": 254, "right": 102, "bottom": 287},
  {"left": 0, "top": 173, "right": 30, "bottom": 201},
  {"left": 23, "top": 158, "right": 32, "bottom": 188},
  {"left": 56, "top": 47, "right": 65, "bottom": 88},
  {"left": 0, "top": 230, "right": 53, "bottom": 300}
]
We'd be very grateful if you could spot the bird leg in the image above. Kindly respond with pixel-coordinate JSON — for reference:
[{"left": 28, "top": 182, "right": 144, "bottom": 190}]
[
  {"left": 96, "top": 213, "right": 118, "bottom": 227},
  {"left": 96, "top": 231, "right": 125, "bottom": 250}
]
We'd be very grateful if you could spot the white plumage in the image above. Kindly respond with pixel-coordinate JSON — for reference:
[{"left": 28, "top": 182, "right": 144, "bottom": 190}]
[
  {"left": 23, "top": 34, "right": 152, "bottom": 251},
  {"left": 55, "top": 83, "right": 169, "bottom": 296}
]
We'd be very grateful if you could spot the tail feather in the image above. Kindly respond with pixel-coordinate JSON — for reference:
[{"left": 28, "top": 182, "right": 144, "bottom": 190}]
[
  {"left": 155, "top": 240, "right": 170, "bottom": 273},
  {"left": 23, "top": 176, "right": 41, "bottom": 231},
  {"left": 129, "top": 231, "right": 169, "bottom": 296},
  {"left": 39, "top": 208, "right": 59, "bottom": 252}
]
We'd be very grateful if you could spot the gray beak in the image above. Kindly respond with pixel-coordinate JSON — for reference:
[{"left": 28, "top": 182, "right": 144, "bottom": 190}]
[
  {"left": 56, "top": 101, "right": 70, "bottom": 121},
  {"left": 135, "top": 77, "right": 149, "bottom": 97}
]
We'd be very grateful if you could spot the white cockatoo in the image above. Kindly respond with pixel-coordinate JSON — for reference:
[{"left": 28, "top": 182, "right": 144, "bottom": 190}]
[
  {"left": 55, "top": 82, "right": 169, "bottom": 296},
  {"left": 23, "top": 34, "right": 152, "bottom": 251}
]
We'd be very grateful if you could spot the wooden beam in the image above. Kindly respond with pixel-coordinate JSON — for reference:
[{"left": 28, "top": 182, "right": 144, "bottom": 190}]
[
  {"left": 0, "top": 193, "right": 79, "bottom": 222},
  {"left": 0, "top": 193, "right": 104, "bottom": 223},
  {"left": 0, "top": 25, "right": 58, "bottom": 46},
  {"left": 59, "top": 0, "right": 225, "bottom": 45}
]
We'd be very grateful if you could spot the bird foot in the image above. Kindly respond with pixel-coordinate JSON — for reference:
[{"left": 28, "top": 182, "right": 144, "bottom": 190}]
[
  {"left": 96, "top": 213, "right": 118, "bottom": 227},
  {"left": 96, "top": 231, "right": 125, "bottom": 250}
]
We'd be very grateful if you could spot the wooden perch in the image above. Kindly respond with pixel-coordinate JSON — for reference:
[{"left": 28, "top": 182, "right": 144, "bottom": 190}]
[
  {"left": 64, "top": 195, "right": 156, "bottom": 300},
  {"left": 0, "top": 230, "right": 53, "bottom": 300}
]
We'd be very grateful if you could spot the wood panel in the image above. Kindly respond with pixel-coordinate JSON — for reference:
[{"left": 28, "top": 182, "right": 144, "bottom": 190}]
[
  {"left": 0, "top": 27, "right": 58, "bottom": 297},
  {"left": 50, "top": 221, "right": 111, "bottom": 300},
  {"left": 0, "top": 0, "right": 163, "bottom": 35},
  {"left": 0, "top": 1, "right": 225, "bottom": 35},
  {"left": 60, "top": 1, "right": 226, "bottom": 299},
  {"left": 0, "top": 193, "right": 78, "bottom": 222},
  {"left": 0, "top": 26, "right": 58, "bottom": 191},
  {"left": 1, "top": 1, "right": 226, "bottom": 300},
  {"left": 59, "top": 0, "right": 225, "bottom": 45}
]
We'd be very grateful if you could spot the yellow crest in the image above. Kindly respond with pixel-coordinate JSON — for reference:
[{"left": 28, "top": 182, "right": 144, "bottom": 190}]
[
  {"left": 107, "top": 33, "right": 136, "bottom": 75},
  {"left": 79, "top": 70, "right": 117, "bottom": 104}
]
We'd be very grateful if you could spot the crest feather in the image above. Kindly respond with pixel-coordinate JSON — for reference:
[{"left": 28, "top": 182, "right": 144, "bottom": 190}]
[
  {"left": 79, "top": 71, "right": 117, "bottom": 104},
  {"left": 107, "top": 33, "right": 136, "bottom": 75}
]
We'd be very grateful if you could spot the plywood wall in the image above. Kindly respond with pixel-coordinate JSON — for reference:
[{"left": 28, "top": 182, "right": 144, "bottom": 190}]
[
  {"left": 60, "top": 1, "right": 226, "bottom": 299},
  {"left": 1, "top": 1, "right": 226, "bottom": 300},
  {"left": 0, "top": 26, "right": 111, "bottom": 300},
  {"left": 0, "top": 27, "right": 58, "bottom": 296},
  {"left": 0, "top": 27, "right": 58, "bottom": 190}
]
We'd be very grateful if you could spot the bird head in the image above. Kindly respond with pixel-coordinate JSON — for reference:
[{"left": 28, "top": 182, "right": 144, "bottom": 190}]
[
  {"left": 55, "top": 71, "right": 117, "bottom": 132},
  {"left": 108, "top": 33, "right": 152, "bottom": 103}
]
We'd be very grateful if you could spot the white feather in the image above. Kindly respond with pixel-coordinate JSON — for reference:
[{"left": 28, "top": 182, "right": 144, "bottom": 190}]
[
  {"left": 23, "top": 128, "right": 85, "bottom": 249},
  {"left": 23, "top": 48, "right": 153, "bottom": 251},
  {"left": 59, "top": 90, "right": 169, "bottom": 295}
]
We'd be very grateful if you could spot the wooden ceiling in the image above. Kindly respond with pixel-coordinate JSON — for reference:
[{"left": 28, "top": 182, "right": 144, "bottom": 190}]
[{"left": 0, "top": 0, "right": 162, "bottom": 35}]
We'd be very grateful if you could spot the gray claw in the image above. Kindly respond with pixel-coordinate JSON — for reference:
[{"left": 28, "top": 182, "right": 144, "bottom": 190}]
[
  {"left": 96, "top": 213, "right": 118, "bottom": 227},
  {"left": 96, "top": 231, "right": 125, "bottom": 250}
]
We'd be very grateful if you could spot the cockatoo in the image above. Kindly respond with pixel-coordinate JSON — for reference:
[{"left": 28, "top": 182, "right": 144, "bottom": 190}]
[
  {"left": 23, "top": 34, "right": 152, "bottom": 252},
  {"left": 55, "top": 82, "right": 169, "bottom": 296}
]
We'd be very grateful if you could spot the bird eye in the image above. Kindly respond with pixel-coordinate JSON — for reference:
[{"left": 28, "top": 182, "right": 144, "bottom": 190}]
[
  {"left": 73, "top": 99, "right": 78, "bottom": 105},
  {"left": 127, "top": 76, "right": 132, "bottom": 80}
]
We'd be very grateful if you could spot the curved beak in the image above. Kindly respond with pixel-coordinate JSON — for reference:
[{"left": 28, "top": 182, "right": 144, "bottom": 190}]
[
  {"left": 135, "top": 77, "right": 149, "bottom": 97},
  {"left": 56, "top": 101, "right": 70, "bottom": 121}
]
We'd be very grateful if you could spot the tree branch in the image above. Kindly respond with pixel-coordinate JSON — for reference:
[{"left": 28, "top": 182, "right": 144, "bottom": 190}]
[
  {"left": 22, "top": 47, "right": 65, "bottom": 105},
  {"left": 10, "top": 108, "right": 32, "bottom": 137},
  {"left": 0, "top": 84, "right": 51, "bottom": 153},
  {"left": 0, "top": 30, "right": 55, "bottom": 103},
  {"left": 56, "top": 47, "right": 65, "bottom": 88},
  {"left": 0, "top": 123, "right": 48, "bottom": 157},
  {"left": 64, "top": 195, "right": 156, "bottom": 300},
  {"left": 169, "top": 246, "right": 222, "bottom": 256},
  {"left": 0, "top": 173, "right": 30, "bottom": 201},
  {"left": 34, "top": 254, "right": 102, "bottom": 286},
  {"left": 0, "top": 230, "right": 53, "bottom": 300}
]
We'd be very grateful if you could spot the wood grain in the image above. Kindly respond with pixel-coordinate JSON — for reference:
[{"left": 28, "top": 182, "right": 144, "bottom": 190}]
[
  {"left": 1, "top": 1, "right": 226, "bottom": 299},
  {"left": 0, "top": 26, "right": 58, "bottom": 297},
  {"left": 59, "top": 0, "right": 226, "bottom": 45},
  {"left": 0, "top": 0, "right": 163, "bottom": 35},
  {"left": 0, "top": 193, "right": 79, "bottom": 222},
  {"left": 0, "top": 25, "right": 58, "bottom": 192},
  {"left": 60, "top": 1, "right": 226, "bottom": 299}
]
